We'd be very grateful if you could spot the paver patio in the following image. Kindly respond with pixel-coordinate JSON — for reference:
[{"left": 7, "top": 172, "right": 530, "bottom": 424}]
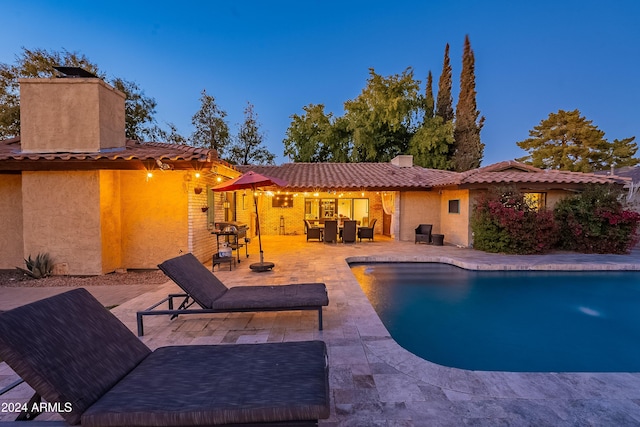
[{"left": 2, "top": 236, "right": 640, "bottom": 426}]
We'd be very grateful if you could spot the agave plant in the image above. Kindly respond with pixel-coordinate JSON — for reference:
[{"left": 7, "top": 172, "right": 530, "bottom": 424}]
[{"left": 18, "top": 253, "right": 54, "bottom": 279}]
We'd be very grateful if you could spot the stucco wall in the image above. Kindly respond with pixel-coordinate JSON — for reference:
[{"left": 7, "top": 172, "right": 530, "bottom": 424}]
[
  {"left": 99, "top": 170, "right": 122, "bottom": 273},
  {"left": 0, "top": 174, "right": 24, "bottom": 269},
  {"left": 120, "top": 171, "right": 189, "bottom": 269},
  {"left": 398, "top": 191, "right": 441, "bottom": 241},
  {"left": 19, "top": 78, "right": 125, "bottom": 153},
  {"left": 439, "top": 189, "right": 471, "bottom": 246},
  {"left": 545, "top": 189, "right": 572, "bottom": 209},
  {"left": 22, "top": 171, "right": 103, "bottom": 275}
]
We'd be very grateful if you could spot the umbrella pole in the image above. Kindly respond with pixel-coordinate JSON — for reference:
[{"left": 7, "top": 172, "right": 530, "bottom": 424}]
[{"left": 254, "top": 190, "right": 264, "bottom": 264}]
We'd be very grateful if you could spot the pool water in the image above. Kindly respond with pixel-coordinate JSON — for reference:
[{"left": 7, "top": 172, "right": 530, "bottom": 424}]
[{"left": 351, "top": 263, "right": 640, "bottom": 372}]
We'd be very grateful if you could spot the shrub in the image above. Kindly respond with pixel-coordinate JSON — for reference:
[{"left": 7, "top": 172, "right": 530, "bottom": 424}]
[
  {"left": 471, "top": 187, "right": 558, "bottom": 254},
  {"left": 554, "top": 184, "right": 640, "bottom": 254},
  {"left": 18, "top": 252, "right": 54, "bottom": 279}
]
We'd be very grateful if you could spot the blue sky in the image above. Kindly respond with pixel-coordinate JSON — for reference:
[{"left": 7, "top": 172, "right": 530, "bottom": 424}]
[{"left": 3, "top": 1, "right": 639, "bottom": 165}]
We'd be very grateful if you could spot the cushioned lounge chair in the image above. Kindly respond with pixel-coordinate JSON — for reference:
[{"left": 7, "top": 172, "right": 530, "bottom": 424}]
[
  {"left": 0, "top": 288, "right": 330, "bottom": 426},
  {"left": 137, "top": 253, "right": 329, "bottom": 336}
]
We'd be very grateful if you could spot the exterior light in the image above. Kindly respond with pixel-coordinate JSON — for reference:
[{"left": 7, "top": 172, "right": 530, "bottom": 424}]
[
  {"left": 195, "top": 172, "right": 201, "bottom": 179},
  {"left": 147, "top": 172, "right": 153, "bottom": 179}
]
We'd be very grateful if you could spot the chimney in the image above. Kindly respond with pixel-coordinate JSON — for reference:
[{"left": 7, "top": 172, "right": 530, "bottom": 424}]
[
  {"left": 391, "top": 155, "right": 414, "bottom": 168},
  {"left": 19, "top": 68, "right": 126, "bottom": 153}
]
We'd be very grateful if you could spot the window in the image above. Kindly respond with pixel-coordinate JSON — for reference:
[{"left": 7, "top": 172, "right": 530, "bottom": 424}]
[
  {"left": 448, "top": 199, "right": 460, "bottom": 214},
  {"left": 304, "top": 197, "right": 369, "bottom": 224},
  {"left": 524, "top": 192, "right": 546, "bottom": 210}
]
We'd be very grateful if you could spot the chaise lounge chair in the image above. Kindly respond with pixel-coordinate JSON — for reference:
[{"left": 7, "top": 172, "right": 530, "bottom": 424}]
[
  {"left": 0, "top": 288, "right": 330, "bottom": 426},
  {"left": 137, "top": 253, "right": 329, "bottom": 336}
]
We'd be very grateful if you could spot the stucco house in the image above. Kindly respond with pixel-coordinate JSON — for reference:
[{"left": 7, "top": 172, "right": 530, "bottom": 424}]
[
  {"left": 0, "top": 73, "right": 240, "bottom": 275},
  {"left": 0, "top": 72, "right": 628, "bottom": 276},
  {"left": 238, "top": 160, "right": 627, "bottom": 247}
]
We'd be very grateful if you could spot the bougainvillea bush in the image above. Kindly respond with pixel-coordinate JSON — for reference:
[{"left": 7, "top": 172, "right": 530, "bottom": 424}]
[
  {"left": 554, "top": 185, "right": 640, "bottom": 254},
  {"left": 471, "top": 187, "right": 558, "bottom": 254}
]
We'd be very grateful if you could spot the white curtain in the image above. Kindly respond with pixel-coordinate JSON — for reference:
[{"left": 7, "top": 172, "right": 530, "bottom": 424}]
[
  {"left": 381, "top": 192, "right": 396, "bottom": 238},
  {"left": 381, "top": 192, "right": 395, "bottom": 215}
]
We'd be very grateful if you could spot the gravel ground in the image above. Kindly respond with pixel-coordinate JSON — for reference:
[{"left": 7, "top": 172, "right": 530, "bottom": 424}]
[{"left": 0, "top": 269, "right": 169, "bottom": 287}]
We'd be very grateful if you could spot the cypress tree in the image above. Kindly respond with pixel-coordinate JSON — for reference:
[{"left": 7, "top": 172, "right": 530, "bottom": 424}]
[
  {"left": 424, "top": 70, "right": 434, "bottom": 120},
  {"left": 452, "top": 35, "right": 485, "bottom": 171},
  {"left": 435, "top": 43, "right": 454, "bottom": 123}
]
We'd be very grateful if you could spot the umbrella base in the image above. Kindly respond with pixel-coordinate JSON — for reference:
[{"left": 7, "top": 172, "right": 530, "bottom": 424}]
[{"left": 249, "top": 261, "right": 275, "bottom": 272}]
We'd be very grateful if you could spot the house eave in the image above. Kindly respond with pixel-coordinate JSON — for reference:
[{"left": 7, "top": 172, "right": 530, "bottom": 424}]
[{"left": 0, "top": 159, "right": 216, "bottom": 172}]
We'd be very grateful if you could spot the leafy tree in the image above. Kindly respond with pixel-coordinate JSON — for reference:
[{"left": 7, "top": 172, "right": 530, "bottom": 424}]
[
  {"left": 599, "top": 137, "right": 639, "bottom": 170},
  {"left": 0, "top": 47, "right": 157, "bottom": 140},
  {"left": 344, "top": 67, "right": 421, "bottom": 162},
  {"left": 408, "top": 116, "right": 454, "bottom": 169},
  {"left": 452, "top": 35, "right": 485, "bottom": 171},
  {"left": 227, "top": 102, "right": 275, "bottom": 165},
  {"left": 144, "top": 122, "right": 187, "bottom": 145},
  {"left": 435, "top": 43, "right": 454, "bottom": 123},
  {"left": 111, "top": 78, "right": 157, "bottom": 141},
  {"left": 516, "top": 109, "right": 638, "bottom": 172},
  {"left": 283, "top": 104, "right": 345, "bottom": 162},
  {"left": 409, "top": 71, "right": 454, "bottom": 169},
  {"left": 190, "top": 89, "right": 230, "bottom": 156},
  {"left": 324, "top": 116, "right": 352, "bottom": 163}
]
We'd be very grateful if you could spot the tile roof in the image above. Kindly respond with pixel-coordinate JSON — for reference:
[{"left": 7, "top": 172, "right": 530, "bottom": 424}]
[
  {"left": 239, "top": 160, "right": 627, "bottom": 190},
  {"left": 430, "top": 160, "right": 628, "bottom": 187},
  {"left": 0, "top": 138, "right": 222, "bottom": 171},
  {"left": 238, "top": 163, "right": 459, "bottom": 191},
  {"left": 1, "top": 139, "right": 625, "bottom": 189}
]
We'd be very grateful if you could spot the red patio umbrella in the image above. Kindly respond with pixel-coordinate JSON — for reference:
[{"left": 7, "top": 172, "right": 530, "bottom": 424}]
[{"left": 211, "top": 171, "right": 287, "bottom": 272}]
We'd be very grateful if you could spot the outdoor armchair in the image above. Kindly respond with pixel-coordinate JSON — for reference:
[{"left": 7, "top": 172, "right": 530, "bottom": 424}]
[
  {"left": 415, "top": 223, "right": 433, "bottom": 244},
  {"left": 305, "top": 219, "right": 323, "bottom": 241},
  {"left": 137, "top": 253, "right": 329, "bottom": 336},
  {"left": 357, "top": 218, "right": 377, "bottom": 242},
  {"left": 0, "top": 288, "right": 330, "bottom": 426}
]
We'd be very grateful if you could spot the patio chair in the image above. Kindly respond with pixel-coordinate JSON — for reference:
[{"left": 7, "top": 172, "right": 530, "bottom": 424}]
[
  {"left": 357, "top": 218, "right": 377, "bottom": 242},
  {"left": 323, "top": 220, "right": 338, "bottom": 243},
  {"left": 0, "top": 288, "right": 330, "bottom": 426},
  {"left": 415, "top": 223, "right": 433, "bottom": 244},
  {"left": 137, "top": 253, "right": 329, "bottom": 336},
  {"left": 341, "top": 220, "right": 357, "bottom": 243},
  {"left": 305, "top": 219, "right": 323, "bottom": 241}
]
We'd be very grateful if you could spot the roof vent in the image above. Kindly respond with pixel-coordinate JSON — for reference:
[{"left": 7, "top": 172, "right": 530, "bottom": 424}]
[{"left": 53, "top": 66, "right": 98, "bottom": 78}]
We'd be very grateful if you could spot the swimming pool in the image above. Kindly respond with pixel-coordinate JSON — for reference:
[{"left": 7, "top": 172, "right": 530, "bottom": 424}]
[{"left": 351, "top": 262, "right": 640, "bottom": 372}]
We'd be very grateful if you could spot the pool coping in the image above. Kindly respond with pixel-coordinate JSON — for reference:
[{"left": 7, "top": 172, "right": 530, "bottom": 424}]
[{"left": 345, "top": 254, "right": 640, "bottom": 402}]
